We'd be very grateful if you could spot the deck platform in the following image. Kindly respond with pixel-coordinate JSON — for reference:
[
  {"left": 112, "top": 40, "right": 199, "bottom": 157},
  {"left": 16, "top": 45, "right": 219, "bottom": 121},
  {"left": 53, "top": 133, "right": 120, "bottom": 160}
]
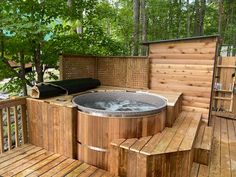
[
  {"left": 0, "top": 144, "right": 114, "bottom": 177},
  {"left": 191, "top": 116, "right": 236, "bottom": 177}
]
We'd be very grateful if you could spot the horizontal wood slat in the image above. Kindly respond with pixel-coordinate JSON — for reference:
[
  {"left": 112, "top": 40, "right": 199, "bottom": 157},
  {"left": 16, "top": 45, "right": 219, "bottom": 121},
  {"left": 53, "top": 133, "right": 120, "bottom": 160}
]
[{"left": 149, "top": 37, "right": 218, "bottom": 120}]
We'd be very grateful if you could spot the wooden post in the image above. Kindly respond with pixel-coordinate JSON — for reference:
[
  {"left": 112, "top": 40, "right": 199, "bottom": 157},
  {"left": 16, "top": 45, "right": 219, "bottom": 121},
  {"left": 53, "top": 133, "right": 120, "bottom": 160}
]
[
  {"left": 14, "top": 106, "right": 19, "bottom": 147},
  {"left": 6, "top": 107, "right": 12, "bottom": 150},
  {"left": 0, "top": 109, "right": 3, "bottom": 153},
  {"left": 21, "top": 105, "right": 28, "bottom": 144}
]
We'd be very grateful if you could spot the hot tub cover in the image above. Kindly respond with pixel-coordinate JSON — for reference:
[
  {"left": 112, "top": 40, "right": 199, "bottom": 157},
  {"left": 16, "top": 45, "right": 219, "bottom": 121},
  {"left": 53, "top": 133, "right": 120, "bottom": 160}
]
[{"left": 72, "top": 91, "right": 167, "bottom": 117}]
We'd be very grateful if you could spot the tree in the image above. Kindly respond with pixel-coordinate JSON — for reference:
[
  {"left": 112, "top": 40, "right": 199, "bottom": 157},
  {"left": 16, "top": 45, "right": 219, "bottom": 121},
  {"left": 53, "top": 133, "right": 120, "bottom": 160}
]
[
  {"left": 186, "top": 0, "right": 191, "bottom": 36},
  {"left": 132, "top": 0, "right": 140, "bottom": 56},
  {"left": 0, "top": 0, "right": 124, "bottom": 95},
  {"left": 141, "top": 0, "right": 147, "bottom": 55}
]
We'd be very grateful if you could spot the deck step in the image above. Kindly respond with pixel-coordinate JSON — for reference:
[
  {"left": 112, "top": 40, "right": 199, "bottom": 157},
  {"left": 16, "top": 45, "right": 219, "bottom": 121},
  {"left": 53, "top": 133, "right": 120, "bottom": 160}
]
[
  {"left": 110, "top": 111, "right": 202, "bottom": 177},
  {"left": 190, "top": 162, "right": 209, "bottom": 177},
  {"left": 193, "top": 121, "right": 213, "bottom": 165}
]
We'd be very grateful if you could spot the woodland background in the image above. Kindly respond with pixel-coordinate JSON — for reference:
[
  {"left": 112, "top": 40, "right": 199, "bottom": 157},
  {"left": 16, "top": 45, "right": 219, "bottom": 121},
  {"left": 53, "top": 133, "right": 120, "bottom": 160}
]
[{"left": 0, "top": 0, "right": 235, "bottom": 95}]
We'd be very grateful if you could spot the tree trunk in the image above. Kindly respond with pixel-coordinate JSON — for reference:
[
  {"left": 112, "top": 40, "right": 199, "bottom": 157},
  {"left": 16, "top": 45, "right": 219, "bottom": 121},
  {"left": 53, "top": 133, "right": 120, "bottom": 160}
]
[
  {"left": 19, "top": 52, "right": 27, "bottom": 96},
  {"left": 132, "top": 0, "right": 140, "bottom": 56},
  {"left": 218, "top": 0, "right": 223, "bottom": 38},
  {"left": 194, "top": 0, "right": 200, "bottom": 36},
  {"left": 218, "top": 0, "right": 223, "bottom": 53},
  {"left": 67, "top": 0, "right": 73, "bottom": 7},
  {"left": 199, "top": 0, "right": 206, "bottom": 35},
  {"left": 0, "top": 30, "right": 4, "bottom": 59},
  {"left": 186, "top": 0, "right": 191, "bottom": 36},
  {"left": 34, "top": 44, "right": 44, "bottom": 83},
  {"left": 141, "top": 0, "right": 147, "bottom": 56},
  {"left": 1, "top": 30, "right": 33, "bottom": 87},
  {"left": 169, "top": 1, "right": 173, "bottom": 38},
  {"left": 177, "top": 0, "right": 182, "bottom": 38}
]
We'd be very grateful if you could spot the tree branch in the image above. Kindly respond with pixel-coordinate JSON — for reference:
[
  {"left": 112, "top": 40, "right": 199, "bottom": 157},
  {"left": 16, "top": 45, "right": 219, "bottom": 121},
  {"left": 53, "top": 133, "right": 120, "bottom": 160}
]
[{"left": 0, "top": 57, "right": 34, "bottom": 87}]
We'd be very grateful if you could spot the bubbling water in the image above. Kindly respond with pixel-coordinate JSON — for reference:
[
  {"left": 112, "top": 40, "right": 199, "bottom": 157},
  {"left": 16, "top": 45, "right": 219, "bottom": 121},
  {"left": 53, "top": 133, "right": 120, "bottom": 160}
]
[{"left": 84, "top": 100, "right": 157, "bottom": 112}]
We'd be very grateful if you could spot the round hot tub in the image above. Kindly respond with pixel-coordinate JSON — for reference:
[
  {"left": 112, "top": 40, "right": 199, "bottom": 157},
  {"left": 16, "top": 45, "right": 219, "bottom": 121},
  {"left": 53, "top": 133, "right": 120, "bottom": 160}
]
[{"left": 72, "top": 91, "right": 167, "bottom": 169}]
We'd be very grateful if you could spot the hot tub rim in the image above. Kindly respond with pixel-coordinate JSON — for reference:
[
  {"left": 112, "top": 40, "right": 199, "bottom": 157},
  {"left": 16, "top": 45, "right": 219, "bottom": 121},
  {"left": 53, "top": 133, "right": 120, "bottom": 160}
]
[{"left": 72, "top": 90, "right": 167, "bottom": 118}]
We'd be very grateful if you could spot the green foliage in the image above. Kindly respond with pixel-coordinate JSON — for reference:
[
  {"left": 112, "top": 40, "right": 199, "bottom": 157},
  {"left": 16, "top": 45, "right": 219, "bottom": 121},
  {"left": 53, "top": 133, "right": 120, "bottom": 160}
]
[
  {"left": 0, "top": 0, "right": 125, "bottom": 94},
  {"left": 0, "top": 0, "right": 236, "bottom": 95}
]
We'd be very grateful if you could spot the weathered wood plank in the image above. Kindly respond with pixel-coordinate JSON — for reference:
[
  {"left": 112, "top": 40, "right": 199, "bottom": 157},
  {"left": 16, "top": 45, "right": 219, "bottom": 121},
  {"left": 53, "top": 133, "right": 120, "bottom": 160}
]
[
  {"left": 120, "top": 138, "right": 138, "bottom": 150},
  {"left": 220, "top": 118, "right": 231, "bottom": 177},
  {"left": 14, "top": 106, "right": 19, "bottom": 147},
  {"left": 190, "top": 162, "right": 200, "bottom": 177},
  {"left": 0, "top": 146, "right": 42, "bottom": 169},
  {"left": 0, "top": 149, "right": 47, "bottom": 175},
  {"left": 201, "top": 126, "right": 213, "bottom": 150},
  {"left": 27, "top": 155, "right": 67, "bottom": 177},
  {"left": 0, "top": 97, "right": 26, "bottom": 109},
  {"left": 227, "top": 119, "right": 236, "bottom": 177},
  {"left": 21, "top": 104, "right": 28, "bottom": 144},
  {"left": 14, "top": 153, "right": 61, "bottom": 177},
  {"left": 130, "top": 136, "right": 152, "bottom": 152},
  {"left": 53, "top": 161, "right": 82, "bottom": 177},
  {"left": 90, "top": 169, "right": 106, "bottom": 177},
  {"left": 140, "top": 129, "right": 168, "bottom": 155},
  {"left": 0, "top": 109, "right": 3, "bottom": 153},
  {"left": 6, "top": 107, "right": 12, "bottom": 150},
  {"left": 198, "top": 165, "right": 209, "bottom": 177},
  {"left": 209, "top": 117, "right": 221, "bottom": 177},
  {"left": 40, "top": 158, "right": 75, "bottom": 177},
  {"left": 65, "top": 163, "right": 90, "bottom": 177},
  {"left": 0, "top": 144, "right": 35, "bottom": 164},
  {"left": 78, "top": 166, "right": 98, "bottom": 177}
]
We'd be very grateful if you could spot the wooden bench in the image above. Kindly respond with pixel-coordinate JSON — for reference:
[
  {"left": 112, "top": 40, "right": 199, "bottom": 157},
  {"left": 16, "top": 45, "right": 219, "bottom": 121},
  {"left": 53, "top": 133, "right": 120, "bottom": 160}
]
[{"left": 110, "top": 111, "right": 202, "bottom": 177}]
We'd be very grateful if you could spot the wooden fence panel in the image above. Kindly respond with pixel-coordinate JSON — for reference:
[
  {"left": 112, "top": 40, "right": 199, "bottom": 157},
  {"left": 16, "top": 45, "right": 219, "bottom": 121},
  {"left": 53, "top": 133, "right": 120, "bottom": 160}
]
[
  {"left": 148, "top": 37, "right": 218, "bottom": 120},
  {"left": 60, "top": 55, "right": 149, "bottom": 89}
]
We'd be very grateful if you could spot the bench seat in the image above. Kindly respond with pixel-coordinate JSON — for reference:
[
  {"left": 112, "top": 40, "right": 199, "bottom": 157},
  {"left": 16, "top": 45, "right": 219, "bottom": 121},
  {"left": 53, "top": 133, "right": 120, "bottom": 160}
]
[{"left": 110, "top": 111, "right": 202, "bottom": 177}]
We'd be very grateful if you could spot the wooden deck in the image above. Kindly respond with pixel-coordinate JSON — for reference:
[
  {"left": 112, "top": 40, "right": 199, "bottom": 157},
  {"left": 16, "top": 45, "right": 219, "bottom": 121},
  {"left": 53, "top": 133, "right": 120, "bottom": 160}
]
[
  {"left": 0, "top": 144, "right": 114, "bottom": 177},
  {"left": 191, "top": 116, "right": 236, "bottom": 177}
]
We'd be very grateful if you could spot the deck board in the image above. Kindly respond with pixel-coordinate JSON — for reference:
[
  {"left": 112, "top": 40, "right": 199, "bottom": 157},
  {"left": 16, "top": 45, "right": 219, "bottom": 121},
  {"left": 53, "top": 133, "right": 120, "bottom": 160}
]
[
  {"left": 191, "top": 116, "right": 236, "bottom": 177},
  {"left": 0, "top": 144, "right": 114, "bottom": 177}
]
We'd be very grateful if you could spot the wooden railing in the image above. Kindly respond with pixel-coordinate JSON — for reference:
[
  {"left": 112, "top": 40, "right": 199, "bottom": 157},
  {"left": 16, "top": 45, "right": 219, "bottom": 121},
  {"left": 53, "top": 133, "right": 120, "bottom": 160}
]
[{"left": 0, "top": 97, "right": 28, "bottom": 153}]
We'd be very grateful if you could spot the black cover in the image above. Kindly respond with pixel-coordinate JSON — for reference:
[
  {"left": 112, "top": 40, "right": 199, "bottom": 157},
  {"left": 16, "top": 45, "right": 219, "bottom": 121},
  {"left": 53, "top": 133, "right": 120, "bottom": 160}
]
[{"left": 36, "top": 78, "right": 101, "bottom": 99}]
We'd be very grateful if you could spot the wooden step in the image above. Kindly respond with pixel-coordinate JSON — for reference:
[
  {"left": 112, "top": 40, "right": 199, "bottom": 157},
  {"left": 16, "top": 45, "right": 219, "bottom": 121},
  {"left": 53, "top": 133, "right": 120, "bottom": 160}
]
[
  {"left": 110, "top": 111, "right": 203, "bottom": 177},
  {"left": 193, "top": 122, "right": 213, "bottom": 165},
  {"left": 190, "top": 162, "right": 209, "bottom": 177}
]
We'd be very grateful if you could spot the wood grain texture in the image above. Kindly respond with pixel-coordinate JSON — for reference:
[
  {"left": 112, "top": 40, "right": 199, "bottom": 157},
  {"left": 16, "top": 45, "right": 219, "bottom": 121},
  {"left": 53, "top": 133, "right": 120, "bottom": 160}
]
[
  {"left": 193, "top": 122, "right": 213, "bottom": 165},
  {"left": 0, "top": 144, "right": 115, "bottom": 177},
  {"left": 109, "top": 111, "right": 202, "bottom": 177},
  {"left": 27, "top": 98, "right": 77, "bottom": 158},
  {"left": 0, "top": 109, "right": 3, "bottom": 153},
  {"left": 214, "top": 57, "right": 236, "bottom": 111},
  {"left": 77, "top": 109, "right": 166, "bottom": 170},
  {"left": 190, "top": 116, "right": 236, "bottom": 177},
  {"left": 149, "top": 37, "right": 218, "bottom": 121}
]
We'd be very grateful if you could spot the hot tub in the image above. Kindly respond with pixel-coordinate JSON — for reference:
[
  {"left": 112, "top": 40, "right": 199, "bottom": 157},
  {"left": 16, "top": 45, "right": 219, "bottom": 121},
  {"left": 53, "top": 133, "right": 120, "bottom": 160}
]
[{"left": 72, "top": 91, "right": 167, "bottom": 169}]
